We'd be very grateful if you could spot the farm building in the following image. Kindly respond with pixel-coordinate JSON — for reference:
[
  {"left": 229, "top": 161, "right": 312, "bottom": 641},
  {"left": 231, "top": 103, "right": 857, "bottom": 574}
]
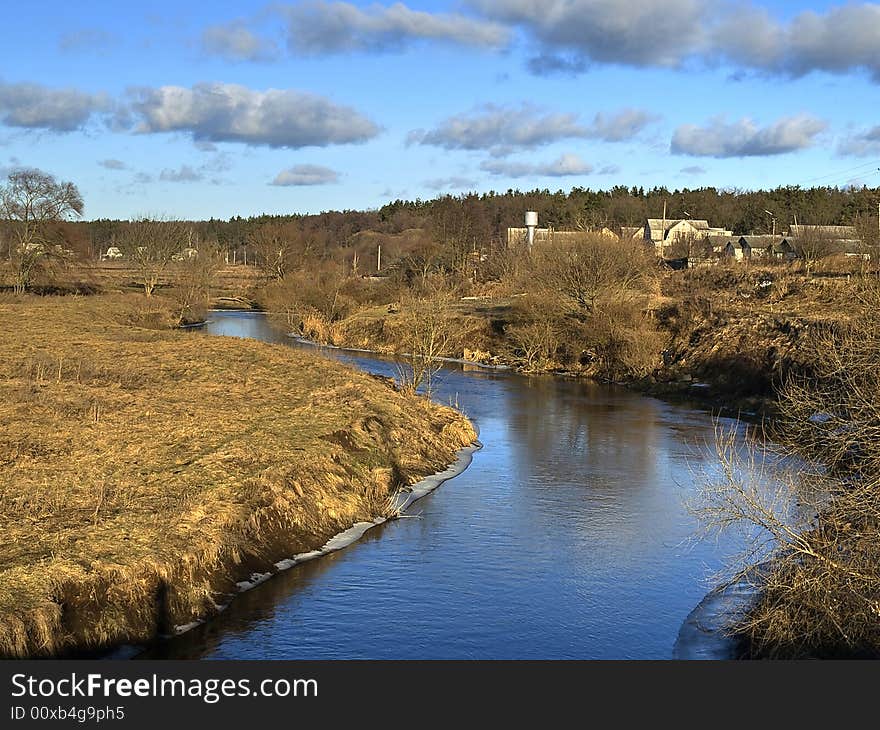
[{"left": 642, "top": 218, "right": 733, "bottom": 254}]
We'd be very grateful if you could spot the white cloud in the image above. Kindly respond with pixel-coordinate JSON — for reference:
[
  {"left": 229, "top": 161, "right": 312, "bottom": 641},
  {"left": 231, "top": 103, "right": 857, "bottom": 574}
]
[
  {"left": 713, "top": 3, "right": 880, "bottom": 81},
  {"left": 271, "top": 164, "right": 340, "bottom": 185},
  {"left": 281, "top": 1, "right": 509, "bottom": 54},
  {"left": 159, "top": 165, "right": 204, "bottom": 183},
  {"left": 470, "top": 0, "right": 706, "bottom": 68},
  {"left": 480, "top": 153, "right": 593, "bottom": 177},
  {"left": 0, "top": 81, "right": 111, "bottom": 132},
  {"left": 409, "top": 104, "right": 655, "bottom": 156},
  {"left": 671, "top": 115, "right": 827, "bottom": 157},
  {"left": 201, "top": 21, "right": 279, "bottom": 61},
  {"left": 838, "top": 126, "right": 880, "bottom": 157},
  {"left": 130, "top": 82, "right": 380, "bottom": 148},
  {"left": 423, "top": 176, "right": 478, "bottom": 191},
  {"left": 468, "top": 0, "right": 880, "bottom": 81}
]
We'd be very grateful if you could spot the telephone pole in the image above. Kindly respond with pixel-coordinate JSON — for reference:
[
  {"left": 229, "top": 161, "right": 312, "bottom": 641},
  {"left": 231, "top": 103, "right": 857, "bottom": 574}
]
[{"left": 660, "top": 200, "right": 667, "bottom": 258}]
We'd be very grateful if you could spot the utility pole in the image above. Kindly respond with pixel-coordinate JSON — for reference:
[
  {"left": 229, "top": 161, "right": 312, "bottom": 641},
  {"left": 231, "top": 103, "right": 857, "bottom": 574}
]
[
  {"left": 660, "top": 200, "right": 667, "bottom": 259},
  {"left": 377, "top": 243, "right": 382, "bottom": 272}
]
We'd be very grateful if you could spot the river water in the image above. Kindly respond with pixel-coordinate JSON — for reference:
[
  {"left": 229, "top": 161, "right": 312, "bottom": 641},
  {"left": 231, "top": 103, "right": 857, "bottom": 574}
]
[{"left": 142, "top": 310, "right": 741, "bottom": 660}]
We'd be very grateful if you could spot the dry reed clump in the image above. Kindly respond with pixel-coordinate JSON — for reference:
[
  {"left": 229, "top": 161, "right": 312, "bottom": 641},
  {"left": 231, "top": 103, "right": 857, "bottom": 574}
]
[{"left": 0, "top": 294, "right": 476, "bottom": 657}]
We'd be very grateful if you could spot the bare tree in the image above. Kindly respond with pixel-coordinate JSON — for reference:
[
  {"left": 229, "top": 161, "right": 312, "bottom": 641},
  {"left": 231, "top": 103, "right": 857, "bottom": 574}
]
[
  {"left": 117, "top": 218, "right": 192, "bottom": 297},
  {"left": 529, "top": 234, "right": 655, "bottom": 314},
  {"left": 248, "top": 222, "right": 311, "bottom": 280},
  {"left": 394, "top": 287, "right": 463, "bottom": 396},
  {"left": 0, "top": 168, "right": 84, "bottom": 293},
  {"left": 791, "top": 229, "right": 837, "bottom": 274},
  {"left": 171, "top": 237, "right": 225, "bottom": 324}
]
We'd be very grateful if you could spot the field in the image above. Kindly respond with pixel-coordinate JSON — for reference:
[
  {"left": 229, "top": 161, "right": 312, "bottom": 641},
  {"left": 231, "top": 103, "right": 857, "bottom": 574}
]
[{"left": 0, "top": 294, "right": 476, "bottom": 657}]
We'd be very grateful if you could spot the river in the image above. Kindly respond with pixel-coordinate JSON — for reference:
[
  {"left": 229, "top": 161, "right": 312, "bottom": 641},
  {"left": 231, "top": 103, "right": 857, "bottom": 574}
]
[{"left": 140, "top": 310, "right": 741, "bottom": 659}]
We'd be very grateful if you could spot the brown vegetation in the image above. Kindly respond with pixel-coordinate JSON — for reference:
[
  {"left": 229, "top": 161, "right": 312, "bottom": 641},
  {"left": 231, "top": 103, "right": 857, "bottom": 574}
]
[
  {"left": 693, "top": 280, "right": 880, "bottom": 657},
  {"left": 0, "top": 294, "right": 475, "bottom": 657}
]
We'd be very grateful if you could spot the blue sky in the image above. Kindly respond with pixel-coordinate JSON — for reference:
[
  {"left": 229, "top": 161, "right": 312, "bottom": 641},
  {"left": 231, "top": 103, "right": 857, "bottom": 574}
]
[{"left": 2, "top": 0, "right": 880, "bottom": 219}]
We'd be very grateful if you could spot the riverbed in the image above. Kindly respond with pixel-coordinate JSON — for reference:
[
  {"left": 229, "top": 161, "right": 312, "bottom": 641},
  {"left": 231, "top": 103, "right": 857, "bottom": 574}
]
[{"left": 140, "top": 310, "right": 742, "bottom": 659}]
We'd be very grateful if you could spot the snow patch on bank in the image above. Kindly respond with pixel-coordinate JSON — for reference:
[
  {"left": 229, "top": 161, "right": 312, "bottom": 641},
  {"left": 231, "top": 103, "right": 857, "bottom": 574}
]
[
  {"left": 171, "top": 438, "right": 481, "bottom": 634},
  {"left": 673, "top": 574, "right": 758, "bottom": 659}
]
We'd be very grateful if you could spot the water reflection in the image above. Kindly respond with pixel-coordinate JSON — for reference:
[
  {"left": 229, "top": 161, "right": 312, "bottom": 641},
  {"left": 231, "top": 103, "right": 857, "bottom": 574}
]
[{"left": 153, "top": 311, "right": 743, "bottom": 659}]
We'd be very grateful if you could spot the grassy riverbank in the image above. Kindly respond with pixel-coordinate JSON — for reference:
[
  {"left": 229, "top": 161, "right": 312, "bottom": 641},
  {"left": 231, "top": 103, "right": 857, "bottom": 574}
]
[
  {"left": 0, "top": 294, "right": 476, "bottom": 657},
  {"left": 257, "top": 264, "right": 866, "bottom": 418}
]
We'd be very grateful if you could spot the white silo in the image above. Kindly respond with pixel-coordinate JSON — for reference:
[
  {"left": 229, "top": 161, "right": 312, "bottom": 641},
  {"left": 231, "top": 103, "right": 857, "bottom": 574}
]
[{"left": 525, "top": 211, "right": 538, "bottom": 247}]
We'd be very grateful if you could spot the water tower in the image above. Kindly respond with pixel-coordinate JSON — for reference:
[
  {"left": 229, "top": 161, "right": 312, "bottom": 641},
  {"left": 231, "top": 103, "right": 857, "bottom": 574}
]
[{"left": 525, "top": 211, "right": 538, "bottom": 247}]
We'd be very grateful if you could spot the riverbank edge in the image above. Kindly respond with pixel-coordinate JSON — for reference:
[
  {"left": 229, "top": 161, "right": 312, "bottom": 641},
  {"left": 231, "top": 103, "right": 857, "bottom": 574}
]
[
  {"left": 0, "top": 297, "right": 480, "bottom": 659},
  {"left": 244, "top": 304, "right": 778, "bottom": 420},
  {"left": 134, "top": 437, "right": 482, "bottom": 656},
  {"left": 673, "top": 576, "right": 760, "bottom": 660}
]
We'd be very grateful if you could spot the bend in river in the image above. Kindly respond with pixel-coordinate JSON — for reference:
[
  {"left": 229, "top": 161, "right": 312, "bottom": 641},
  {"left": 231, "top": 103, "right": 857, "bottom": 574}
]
[{"left": 141, "top": 310, "right": 742, "bottom": 660}]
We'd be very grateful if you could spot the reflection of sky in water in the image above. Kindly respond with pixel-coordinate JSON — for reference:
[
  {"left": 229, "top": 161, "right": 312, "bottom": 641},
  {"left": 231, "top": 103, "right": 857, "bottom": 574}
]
[{"left": 159, "top": 312, "right": 749, "bottom": 659}]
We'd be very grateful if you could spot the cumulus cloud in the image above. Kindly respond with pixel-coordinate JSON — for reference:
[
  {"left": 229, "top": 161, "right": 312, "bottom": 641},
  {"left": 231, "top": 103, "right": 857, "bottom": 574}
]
[
  {"left": 837, "top": 126, "right": 880, "bottom": 157},
  {"left": 712, "top": 3, "right": 880, "bottom": 81},
  {"left": 596, "top": 164, "right": 620, "bottom": 175},
  {"left": 462, "top": 1, "right": 880, "bottom": 81},
  {"left": 201, "top": 21, "right": 279, "bottom": 61},
  {"left": 424, "top": 176, "right": 478, "bottom": 191},
  {"left": 271, "top": 164, "right": 340, "bottom": 185},
  {"left": 280, "top": 0, "right": 509, "bottom": 54},
  {"left": 671, "top": 115, "right": 827, "bottom": 157},
  {"left": 480, "top": 153, "right": 593, "bottom": 177},
  {"left": 409, "top": 104, "right": 655, "bottom": 156},
  {"left": 0, "top": 81, "right": 111, "bottom": 132},
  {"left": 130, "top": 82, "right": 380, "bottom": 148},
  {"left": 470, "top": 0, "right": 706, "bottom": 69},
  {"left": 98, "top": 159, "right": 127, "bottom": 170},
  {"left": 680, "top": 165, "right": 707, "bottom": 175}
]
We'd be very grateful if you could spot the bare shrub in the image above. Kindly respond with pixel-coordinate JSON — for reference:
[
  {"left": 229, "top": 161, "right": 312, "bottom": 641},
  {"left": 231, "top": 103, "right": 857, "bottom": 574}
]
[
  {"left": 393, "top": 285, "right": 466, "bottom": 395},
  {"left": 527, "top": 234, "right": 656, "bottom": 314},
  {"left": 258, "top": 262, "right": 355, "bottom": 345},
  {"left": 170, "top": 239, "right": 224, "bottom": 325},
  {"left": 503, "top": 234, "right": 662, "bottom": 377},
  {"left": 116, "top": 218, "right": 193, "bottom": 297},
  {"left": 693, "top": 279, "right": 880, "bottom": 657}
]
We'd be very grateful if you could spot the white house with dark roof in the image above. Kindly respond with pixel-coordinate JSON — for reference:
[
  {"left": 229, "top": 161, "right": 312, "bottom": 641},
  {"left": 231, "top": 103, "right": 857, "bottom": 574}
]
[
  {"left": 642, "top": 218, "right": 733, "bottom": 255},
  {"left": 723, "top": 235, "right": 797, "bottom": 261}
]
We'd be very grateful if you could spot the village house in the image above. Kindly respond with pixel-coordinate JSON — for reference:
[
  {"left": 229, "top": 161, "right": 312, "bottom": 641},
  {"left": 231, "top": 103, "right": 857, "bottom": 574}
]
[
  {"left": 722, "top": 235, "right": 797, "bottom": 261},
  {"left": 505, "top": 226, "right": 618, "bottom": 246},
  {"left": 642, "top": 218, "right": 733, "bottom": 255},
  {"left": 787, "top": 224, "right": 865, "bottom": 257}
]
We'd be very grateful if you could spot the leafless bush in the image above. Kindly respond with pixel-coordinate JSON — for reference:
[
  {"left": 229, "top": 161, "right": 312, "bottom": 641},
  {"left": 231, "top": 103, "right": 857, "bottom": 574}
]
[
  {"left": 527, "top": 234, "right": 657, "bottom": 314},
  {"left": 170, "top": 239, "right": 224, "bottom": 324},
  {"left": 693, "top": 279, "right": 880, "bottom": 657},
  {"left": 393, "top": 284, "right": 465, "bottom": 396},
  {"left": 116, "top": 217, "right": 193, "bottom": 297}
]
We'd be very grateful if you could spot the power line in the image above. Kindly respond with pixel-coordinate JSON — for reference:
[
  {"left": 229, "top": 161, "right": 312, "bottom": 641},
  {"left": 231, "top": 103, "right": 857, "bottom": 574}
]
[{"left": 797, "top": 160, "right": 880, "bottom": 187}]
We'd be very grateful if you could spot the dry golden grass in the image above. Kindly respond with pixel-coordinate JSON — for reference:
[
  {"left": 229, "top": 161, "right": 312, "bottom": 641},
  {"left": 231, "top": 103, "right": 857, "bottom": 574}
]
[{"left": 0, "top": 293, "right": 476, "bottom": 657}]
